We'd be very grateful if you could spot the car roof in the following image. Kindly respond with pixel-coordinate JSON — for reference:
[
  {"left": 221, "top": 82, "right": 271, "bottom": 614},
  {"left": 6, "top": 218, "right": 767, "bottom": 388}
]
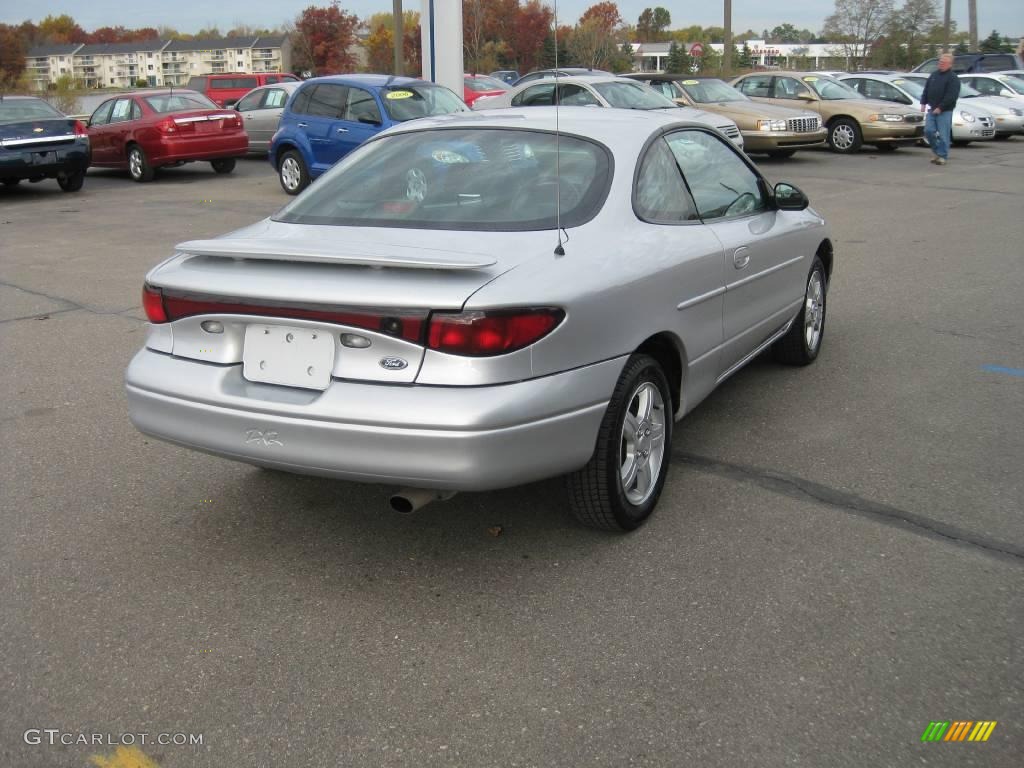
[
  {"left": 515, "top": 75, "right": 641, "bottom": 88},
  {"left": 300, "top": 74, "right": 432, "bottom": 89},
  {"left": 249, "top": 80, "right": 302, "bottom": 91},
  {"left": 381, "top": 106, "right": 715, "bottom": 152},
  {"left": 111, "top": 89, "right": 207, "bottom": 98},
  {"left": 626, "top": 74, "right": 726, "bottom": 82},
  {"left": 0, "top": 94, "right": 48, "bottom": 101}
]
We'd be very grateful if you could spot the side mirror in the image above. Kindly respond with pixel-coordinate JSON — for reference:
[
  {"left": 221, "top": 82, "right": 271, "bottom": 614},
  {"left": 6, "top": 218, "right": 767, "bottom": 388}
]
[
  {"left": 797, "top": 92, "right": 816, "bottom": 101},
  {"left": 774, "top": 182, "right": 809, "bottom": 211}
]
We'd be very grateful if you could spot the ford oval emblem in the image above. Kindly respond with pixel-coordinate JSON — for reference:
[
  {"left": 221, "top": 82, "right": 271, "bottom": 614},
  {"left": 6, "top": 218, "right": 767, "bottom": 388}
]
[{"left": 379, "top": 357, "right": 408, "bottom": 371}]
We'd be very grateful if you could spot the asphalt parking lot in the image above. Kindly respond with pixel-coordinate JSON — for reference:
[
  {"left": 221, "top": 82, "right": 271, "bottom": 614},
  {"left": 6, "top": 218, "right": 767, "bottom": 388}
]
[{"left": 2, "top": 140, "right": 1022, "bottom": 768}]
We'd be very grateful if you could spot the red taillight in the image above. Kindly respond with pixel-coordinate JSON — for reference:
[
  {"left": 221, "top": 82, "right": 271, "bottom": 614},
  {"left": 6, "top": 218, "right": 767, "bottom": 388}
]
[
  {"left": 73, "top": 120, "right": 88, "bottom": 136},
  {"left": 143, "top": 285, "right": 167, "bottom": 323},
  {"left": 427, "top": 309, "right": 564, "bottom": 356},
  {"left": 156, "top": 117, "right": 177, "bottom": 135}
]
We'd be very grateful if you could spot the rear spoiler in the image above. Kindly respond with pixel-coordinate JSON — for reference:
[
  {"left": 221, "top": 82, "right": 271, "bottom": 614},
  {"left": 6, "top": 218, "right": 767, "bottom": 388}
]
[{"left": 175, "top": 238, "right": 497, "bottom": 270}]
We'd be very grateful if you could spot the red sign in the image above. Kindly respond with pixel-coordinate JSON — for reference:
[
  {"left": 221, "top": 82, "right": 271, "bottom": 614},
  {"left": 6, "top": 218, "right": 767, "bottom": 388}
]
[{"left": 689, "top": 42, "right": 705, "bottom": 58}]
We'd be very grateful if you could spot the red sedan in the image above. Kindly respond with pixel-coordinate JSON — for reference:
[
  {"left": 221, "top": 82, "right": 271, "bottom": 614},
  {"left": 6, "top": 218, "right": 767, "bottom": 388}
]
[
  {"left": 87, "top": 90, "right": 248, "bottom": 182},
  {"left": 463, "top": 74, "right": 509, "bottom": 107}
]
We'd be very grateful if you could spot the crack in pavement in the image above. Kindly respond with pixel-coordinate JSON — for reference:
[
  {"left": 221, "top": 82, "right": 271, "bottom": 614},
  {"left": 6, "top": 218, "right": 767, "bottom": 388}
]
[
  {"left": 674, "top": 452, "right": 1023, "bottom": 563},
  {"left": 0, "top": 279, "right": 142, "bottom": 324}
]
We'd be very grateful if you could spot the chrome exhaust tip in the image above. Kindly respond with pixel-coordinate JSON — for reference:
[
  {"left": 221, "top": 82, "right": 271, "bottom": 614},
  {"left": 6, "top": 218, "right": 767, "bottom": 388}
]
[{"left": 388, "top": 488, "right": 457, "bottom": 514}]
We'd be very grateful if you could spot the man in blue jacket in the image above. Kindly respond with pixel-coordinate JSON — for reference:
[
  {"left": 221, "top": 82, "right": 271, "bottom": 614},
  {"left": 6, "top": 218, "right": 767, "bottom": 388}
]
[{"left": 920, "top": 53, "right": 960, "bottom": 165}]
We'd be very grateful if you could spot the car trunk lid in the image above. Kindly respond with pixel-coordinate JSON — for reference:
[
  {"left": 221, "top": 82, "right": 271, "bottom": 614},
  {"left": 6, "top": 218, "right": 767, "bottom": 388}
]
[{"left": 0, "top": 117, "right": 83, "bottom": 150}]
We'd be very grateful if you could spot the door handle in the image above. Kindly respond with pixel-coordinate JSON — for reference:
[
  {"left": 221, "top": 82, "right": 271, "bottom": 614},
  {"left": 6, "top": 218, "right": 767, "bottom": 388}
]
[
  {"left": 297, "top": 122, "right": 307, "bottom": 128},
  {"left": 336, "top": 127, "right": 348, "bottom": 133},
  {"left": 244, "top": 114, "right": 254, "bottom": 119},
  {"left": 732, "top": 246, "right": 750, "bottom": 269}
]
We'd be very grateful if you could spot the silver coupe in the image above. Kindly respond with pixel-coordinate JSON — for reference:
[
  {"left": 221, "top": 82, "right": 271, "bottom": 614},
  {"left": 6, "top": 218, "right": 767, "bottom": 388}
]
[{"left": 125, "top": 108, "right": 834, "bottom": 531}]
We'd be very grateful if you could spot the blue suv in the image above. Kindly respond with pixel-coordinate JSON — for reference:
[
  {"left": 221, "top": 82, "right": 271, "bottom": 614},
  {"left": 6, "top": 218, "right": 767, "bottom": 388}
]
[{"left": 270, "top": 74, "right": 468, "bottom": 195}]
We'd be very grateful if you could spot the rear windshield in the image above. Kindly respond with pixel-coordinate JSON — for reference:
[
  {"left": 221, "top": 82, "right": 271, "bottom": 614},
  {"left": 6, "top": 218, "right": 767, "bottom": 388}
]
[
  {"left": 144, "top": 93, "right": 218, "bottom": 113},
  {"left": 890, "top": 78, "right": 924, "bottom": 99},
  {"left": 379, "top": 85, "right": 468, "bottom": 122},
  {"left": 465, "top": 76, "right": 509, "bottom": 92},
  {"left": 592, "top": 81, "right": 677, "bottom": 109},
  {"left": 999, "top": 75, "right": 1024, "bottom": 94},
  {"left": 274, "top": 128, "right": 612, "bottom": 231},
  {"left": 0, "top": 98, "right": 64, "bottom": 123}
]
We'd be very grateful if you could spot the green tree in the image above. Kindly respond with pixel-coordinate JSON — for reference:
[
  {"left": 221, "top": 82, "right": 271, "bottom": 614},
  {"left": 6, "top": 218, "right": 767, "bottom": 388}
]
[
  {"left": 954, "top": 40, "right": 968, "bottom": 53},
  {"left": 735, "top": 42, "right": 753, "bottom": 69},
  {"left": 979, "top": 30, "right": 1008, "bottom": 53},
  {"left": 665, "top": 41, "right": 691, "bottom": 74}
]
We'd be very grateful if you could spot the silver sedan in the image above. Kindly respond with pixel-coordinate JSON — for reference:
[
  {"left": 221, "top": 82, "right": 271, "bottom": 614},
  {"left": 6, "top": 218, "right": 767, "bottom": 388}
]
[
  {"left": 234, "top": 81, "right": 301, "bottom": 154},
  {"left": 125, "top": 109, "right": 833, "bottom": 531},
  {"left": 472, "top": 75, "right": 745, "bottom": 150}
]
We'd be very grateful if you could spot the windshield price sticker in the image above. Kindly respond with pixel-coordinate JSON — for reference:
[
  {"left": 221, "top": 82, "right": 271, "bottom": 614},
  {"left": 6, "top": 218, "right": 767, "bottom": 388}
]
[
  {"left": 803, "top": 76, "right": 819, "bottom": 82},
  {"left": 386, "top": 90, "right": 414, "bottom": 100},
  {"left": 683, "top": 79, "right": 699, "bottom": 85}
]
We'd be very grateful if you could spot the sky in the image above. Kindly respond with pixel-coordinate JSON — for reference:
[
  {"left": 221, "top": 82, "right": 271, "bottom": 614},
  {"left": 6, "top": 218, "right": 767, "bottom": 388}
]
[{"left": 1, "top": 0, "right": 1020, "bottom": 38}]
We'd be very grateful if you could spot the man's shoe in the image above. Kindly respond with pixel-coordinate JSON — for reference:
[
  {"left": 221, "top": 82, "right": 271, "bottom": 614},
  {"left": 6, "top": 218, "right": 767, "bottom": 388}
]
[
  {"left": 930, "top": 156, "right": 940, "bottom": 164},
  {"left": 936, "top": 157, "right": 946, "bottom": 165}
]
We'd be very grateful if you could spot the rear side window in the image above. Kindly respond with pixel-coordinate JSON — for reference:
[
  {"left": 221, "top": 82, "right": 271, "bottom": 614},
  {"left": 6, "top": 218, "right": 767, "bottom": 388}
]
[
  {"left": 634, "top": 138, "right": 698, "bottom": 223},
  {"left": 736, "top": 75, "right": 772, "bottom": 97},
  {"left": 344, "top": 87, "right": 382, "bottom": 123},
  {"left": 304, "top": 84, "right": 347, "bottom": 117},
  {"left": 109, "top": 98, "right": 134, "bottom": 123},
  {"left": 290, "top": 86, "right": 313, "bottom": 114},
  {"left": 210, "top": 79, "right": 233, "bottom": 89},
  {"left": 187, "top": 77, "right": 206, "bottom": 90},
  {"left": 513, "top": 84, "right": 554, "bottom": 106},
  {"left": 235, "top": 77, "right": 258, "bottom": 89},
  {"left": 264, "top": 89, "right": 289, "bottom": 108},
  {"left": 264, "top": 75, "right": 280, "bottom": 84}
]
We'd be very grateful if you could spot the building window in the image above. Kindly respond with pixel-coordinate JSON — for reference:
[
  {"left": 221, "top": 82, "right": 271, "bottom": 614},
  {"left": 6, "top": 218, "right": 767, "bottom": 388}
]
[{"left": 148, "top": 64, "right": 154, "bottom": 71}]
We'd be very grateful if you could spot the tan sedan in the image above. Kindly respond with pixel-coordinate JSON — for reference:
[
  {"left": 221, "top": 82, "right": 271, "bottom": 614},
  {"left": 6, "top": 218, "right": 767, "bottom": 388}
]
[
  {"left": 625, "top": 74, "right": 827, "bottom": 157},
  {"left": 731, "top": 72, "right": 924, "bottom": 153}
]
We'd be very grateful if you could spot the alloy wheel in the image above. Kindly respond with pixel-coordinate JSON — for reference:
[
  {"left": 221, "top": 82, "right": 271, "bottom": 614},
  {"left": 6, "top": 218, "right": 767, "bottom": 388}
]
[
  {"left": 804, "top": 269, "right": 825, "bottom": 353},
  {"left": 619, "top": 381, "right": 667, "bottom": 506},
  {"left": 280, "top": 157, "right": 301, "bottom": 192}
]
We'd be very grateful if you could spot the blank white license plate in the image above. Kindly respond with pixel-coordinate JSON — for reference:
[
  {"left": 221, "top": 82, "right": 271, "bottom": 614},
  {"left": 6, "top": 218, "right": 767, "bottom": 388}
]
[{"left": 242, "top": 325, "right": 335, "bottom": 390}]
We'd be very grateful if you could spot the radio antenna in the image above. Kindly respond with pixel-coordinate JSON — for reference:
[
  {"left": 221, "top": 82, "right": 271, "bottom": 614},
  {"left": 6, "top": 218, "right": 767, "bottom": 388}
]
[{"left": 553, "top": 0, "right": 565, "bottom": 256}]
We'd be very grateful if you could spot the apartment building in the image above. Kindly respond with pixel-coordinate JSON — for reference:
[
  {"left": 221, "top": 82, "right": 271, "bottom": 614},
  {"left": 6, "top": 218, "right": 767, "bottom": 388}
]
[{"left": 25, "top": 36, "right": 292, "bottom": 90}]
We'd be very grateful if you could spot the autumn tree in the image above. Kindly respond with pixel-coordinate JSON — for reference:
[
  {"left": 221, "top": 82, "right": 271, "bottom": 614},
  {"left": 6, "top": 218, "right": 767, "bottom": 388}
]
[
  {"left": 364, "top": 11, "right": 422, "bottom": 75},
  {"left": 579, "top": 2, "right": 622, "bottom": 34},
  {"left": 0, "top": 24, "right": 27, "bottom": 88},
  {"left": 510, "top": 0, "right": 553, "bottom": 74},
  {"left": 37, "top": 14, "right": 86, "bottom": 44},
  {"left": 570, "top": 17, "right": 621, "bottom": 69},
  {"left": 292, "top": 2, "right": 360, "bottom": 75}
]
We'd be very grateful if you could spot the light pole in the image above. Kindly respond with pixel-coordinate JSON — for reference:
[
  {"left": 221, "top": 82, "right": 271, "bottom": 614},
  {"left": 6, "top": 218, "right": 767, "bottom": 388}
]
[
  {"left": 723, "top": 0, "right": 732, "bottom": 73},
  {"left": 968, "top": 0, "right": 977, "bottom": 51},
  {"left": 942, "top": 0, "right": 951, "bottom": 51},
  {"left": 394, "top": 0, "right": 404, "bottom": 75}
]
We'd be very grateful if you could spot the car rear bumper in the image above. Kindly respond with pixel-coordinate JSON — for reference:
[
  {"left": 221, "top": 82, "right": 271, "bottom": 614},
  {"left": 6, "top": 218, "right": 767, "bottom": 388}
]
[
  {"left": 153, "top": 135, "right": 249, "bottom": 164},
  {"left": 742, "top": 129, "right": 828, "bottom": 151},
  {"left": 125, "top": 348, "right": 621, "bottom": 491},
  {"left": 0, "top": 144, "right": 90, "bottom": 179}
]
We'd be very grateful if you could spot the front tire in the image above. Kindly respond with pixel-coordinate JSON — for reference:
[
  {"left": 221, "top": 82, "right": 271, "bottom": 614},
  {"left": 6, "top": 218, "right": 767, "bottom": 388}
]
[
  {"left": 278, "top": 149, "right": 309, "bottom": 195},
  {"left": 211, "top": 158, "right": 236, "bottom": 174},
  {"left": 766, "top": 149, "right": 797, "bottom": 159},
  {"left": 874, "top": 143, "right": 898, "bottom": 152},
  {"left": 773, "top": 256, "right": 827, "bottom": 365},
  {"left": 828, "top": 118, "right": 862, "bottom": 154},
  {"left": 952, "top": 140, "right": 970, "bottom": 147},
  {"left": 127, "top": 145, "right": 154, "bottom": 182},
  {"left": 57, "top": 170, "right": 85, "bottom": 192},
  {"left": 567, "top": 354, "right": 672, "bottom": 532}
]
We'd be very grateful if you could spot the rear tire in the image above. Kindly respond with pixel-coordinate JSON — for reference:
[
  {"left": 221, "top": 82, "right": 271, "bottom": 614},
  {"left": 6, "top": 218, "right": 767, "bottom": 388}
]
[
  {"left": 952, "top": 140, "right": 970, "bottom": 147},
  {"left": 278, "top": 149, "right": 309, "bottom": 195},
  {"left": 766, "top": 149, "right": 797, "bottom": 159},
  {"left": 57, "top": 170, "right": 85, "bottom": 192},
  {"left": 874, "top": 143, "right": 898, "bottom": 152},
  {"left": 772, "top": 256, "right": 827, "bottom": 366},
  {"left": 127, "top": 144, "right": 154, "bottom": 182},
  {"left": 211, "top": 158, "right": 236, "bottom": 174},
  {"left": 828, "top": 118, "right": 862, "bottom": 154},
  {"left": 567, "top": 354, "right": 673, "bottom": 532},
  {"left": 993, "top": 134, "right": 1011, "bottom": 140}
]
